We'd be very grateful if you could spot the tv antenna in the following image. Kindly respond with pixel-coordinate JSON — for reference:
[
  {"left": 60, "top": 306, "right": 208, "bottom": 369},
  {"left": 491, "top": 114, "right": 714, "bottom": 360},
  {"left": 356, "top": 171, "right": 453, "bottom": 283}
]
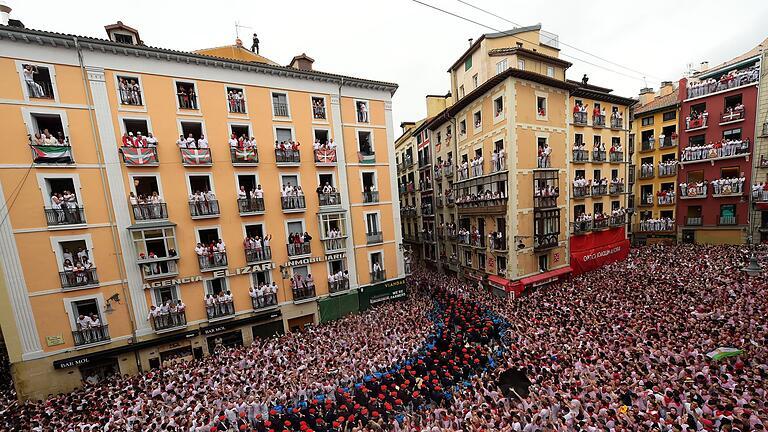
[{"left": 235, "top": 21, "right": 252, "bottom": 40}]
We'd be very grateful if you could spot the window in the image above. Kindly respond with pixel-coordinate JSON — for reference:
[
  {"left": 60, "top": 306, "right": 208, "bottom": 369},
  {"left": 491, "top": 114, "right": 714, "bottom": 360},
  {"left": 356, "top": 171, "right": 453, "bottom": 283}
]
[
  {"left": 641, "top": 116, "right": 654, "bottom": 126},
  {"left": 464, "top": 56, "right": 472, "bottom": 71},
  {"left": 538, "top": 254, "right": 548, "bottom": 272},
  {"left": 114, "top": 33, "right": 134, "bottom": 44},
  {"left": 719, "top": 204, "right": 736, "bottom": 225},
  {"left": 517, "top": 59, "right": 525, "bottom": 70},
  {"left": 723, "top": 128, "right": 742, "bottom": 141},
  {"left": 188, "top": 175, "right": 213, "bottom": 196},
  {"left": 175, "top": 81, "right": 198, "bottom": 110},
  {"left": 358, "top": 131, "right": 373, "bottom": 155},
  {"left": 496, "top": 256, "right": 507, "bottom": 275},
  {"left": 132, "top": 227, "right": 178, "bottom": 278},
  {"left": 366, "top": 213, "right": 380, "bottom": 235},
  {"left": 593, "top": 202, "right": 604, "bottom": 214},
  {"left": 312, "top": 96, "right": 327, "bottom": 120},
  {"left": 536, "top": 96, "right": 547, "bottom": 117},
  {"left": 459, "top": 85, "right": 465, "bottom": 98},
  {"left": 362, "top": 172, "right": 377, "bottom": 202},
  {"left": 272, "top": 92, "right": 289, "bottom": 117},
  {"left": 70, "top": 298, "right": 108, "bottom": 344},
  {"left": 478, "top": 252, "right": 486, "bottom": 271},
  {"left": 29, "top": 112, "right": 68, "bottom": 147},
  {"left": 276, "top": 127, "right": 293, "bottom": 143},
  {"left": 320, "top": 213, "right": 347, "bottom": 238},
  {"left": 690, "top": 102, "right": 706, "bottom": 116},
  {"left": 437, "top": 131, "right": 442, "bottom": 144},
  {"left": 122, "top": 118, "right": 150, "bottom": 138},
  {"left": 662, "top": 111, "right": 676, "bottom": 121},
  {"left": 117, "top": 75, "right": 142, "bottom": 106},
  {"left": 153, "top": 285, "right": 179, "bottom": 306},
  {"left": 546, "top": 66, "right": 554, "bottom": 78},
  {"left": 724, "top": 94, "right": 742, "bottom": 111},
  {"left": 230, "top": 124, "right": 251, "bottom": 140},
  {"left": 459, "top": 120, "right": 467, "bottom": 135},
  {"left": 180, "top": 121, "right": 204, "bottom": 141},
  {"left": 370, "top": 251, "right": 384, "bottom": 277},
  {"left": 226, "top": 86, "right": 246, "bottom": 114},
  {"left": 494, "top": 97, "right": 504, "bottom": 117},
  {"left": 42, "top": 177, "right": 84, "bottom": 225},
  {"left": 688, "top": 134, "right": 705, "bottom": 146},
  {"left": 21, "top": 63, "right": 55, "bottom": 99},
  {"left": 473, "top": 111, "right": 482, "bottom": 129},
  {"left": 356, "top": 101, "right": 370, "bottom": 123},
  {"left": 720, "top": 166, "right": 739, "bottom": 179},
  {"left": 472, "top": 74, "right": 479, "bottom": 89},
  {"left": 534, "top": 209, "right": 560, "bottom": 236},
  {"left": 496, "top": 59, "right": 508, "bottom": 75}
]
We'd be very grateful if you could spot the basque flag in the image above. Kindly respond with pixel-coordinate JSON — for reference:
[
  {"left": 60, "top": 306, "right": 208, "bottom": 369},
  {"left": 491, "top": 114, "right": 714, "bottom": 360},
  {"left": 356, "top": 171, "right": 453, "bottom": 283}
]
[
  {"left": 181, "top": 148, "right": 212, "bottom": 165},
  {"left": 231, "top": 147, "right": 259, "bottom": 162},
  {"left": 121, "top": 147, "right": 158, "bottom": 165},
  {"left": 315, "top": 148, "right": 337, "bottom": 163}
]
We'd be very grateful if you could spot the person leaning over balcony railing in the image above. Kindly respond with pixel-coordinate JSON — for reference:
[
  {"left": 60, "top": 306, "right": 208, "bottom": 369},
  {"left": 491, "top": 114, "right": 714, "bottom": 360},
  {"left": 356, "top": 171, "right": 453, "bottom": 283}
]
[
  {"left": 534, "top": 183, "right": 559, "bottom": 198},
  {"left": 656, "top": 189, "right": 674, "bottom": 205},
  {"left": 684, "top": 109, "right": 708, "bottom": 130},
  {"left": 712, "top": 176, "right": 745, "bottom": 196},
  {"left": 751, "top": 182, "right": 768, "bottom": 201},
  {"left": 658, "top": 160, "right": 677, "bottom": 176},
  {"left": 536, "top": 144, "right": 551, "bottom": 168}
]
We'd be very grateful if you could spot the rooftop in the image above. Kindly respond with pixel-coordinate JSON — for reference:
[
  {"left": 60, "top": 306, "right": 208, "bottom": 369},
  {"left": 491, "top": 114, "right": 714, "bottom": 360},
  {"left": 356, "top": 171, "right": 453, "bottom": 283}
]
[{"left": 633, "top": 88, "right": 680, "bottom": 116}]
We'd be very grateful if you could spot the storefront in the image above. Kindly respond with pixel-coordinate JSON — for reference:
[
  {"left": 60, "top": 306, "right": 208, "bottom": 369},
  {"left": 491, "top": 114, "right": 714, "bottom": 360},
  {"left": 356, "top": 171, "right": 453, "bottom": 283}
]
[
  {"left": 251, "top": 320, "right": 284, "bottom": 339},
  {"left": 287, "top": 314, "right": 315, "bottom": 332},
  {"left": 570, "top": 227, "right": 630, "bottom": 275},
  {"left": 318, "top": 290, "right": 360, "bottom": 322},
  {"left": 505, "top": 266, "right": 573, "bottom": 298},
  {"left": 486, "top": 275, "right": 512, "bottom": 298},
  {"left": 358, "top": 278, "right": 407, "bottom": 310},
  {"left": 201, "top": 310, "right": 281, "bottom": 353},
  {"left": 206, "top": 330, "right": 244, "bottom": 353}
]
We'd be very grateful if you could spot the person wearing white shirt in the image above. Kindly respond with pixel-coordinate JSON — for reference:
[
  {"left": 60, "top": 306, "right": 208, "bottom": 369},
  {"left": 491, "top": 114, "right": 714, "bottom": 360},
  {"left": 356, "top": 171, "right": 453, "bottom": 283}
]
[
  {"left": 176, "top": 135, "right": 187, "bottom": 149},
  {"left": 146, "top": 133, "right": 157, "bottom": 147},
  {"left": 229, "top": 134, "right": 239, "bottom": 148},
  {"left": 237, "top": 186, "right": 248, "bottom": 200},
  {"left": 197, "top": 135, "right": 209, "bottom": 148},
  {"left": 185, "top": 134, "right": 196, "bottom": 148}
]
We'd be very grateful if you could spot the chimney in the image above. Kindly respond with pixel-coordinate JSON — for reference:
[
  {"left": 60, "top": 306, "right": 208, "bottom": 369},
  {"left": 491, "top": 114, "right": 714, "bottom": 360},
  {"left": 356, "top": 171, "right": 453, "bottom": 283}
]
[
  {"left": 639, "top": 87, "right": 655, "bottom": 106},
  {"left": 700, "top": 61, "right": 709, "bottom": 72},
  {"left": 659, "top": 81, "right": 674, "bottom": 97},
  {"left": 0, "top": 1, "right": 11, "bottom": 26},
  {"left": 289, "top": 53, "right": 314, "bottom": 71},
  {"left": 468, "top": 38, "right": 474, "bottom": 46},
  {"left": 400, "top": 122, "right": 416, "bottom": 135}
]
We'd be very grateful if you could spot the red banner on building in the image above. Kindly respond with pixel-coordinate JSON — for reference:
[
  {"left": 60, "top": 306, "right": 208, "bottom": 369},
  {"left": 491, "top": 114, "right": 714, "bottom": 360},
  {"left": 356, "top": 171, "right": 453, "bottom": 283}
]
[{"left": 570, "top": 228, "right": 629, "bottom": 275}]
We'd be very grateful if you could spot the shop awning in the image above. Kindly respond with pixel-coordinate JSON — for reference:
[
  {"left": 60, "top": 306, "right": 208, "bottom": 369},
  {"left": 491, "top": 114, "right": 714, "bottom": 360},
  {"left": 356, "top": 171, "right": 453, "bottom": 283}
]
[
  {"left": 487, "top": 275, "right": 511, "bottom": 289},
  {"left": 520, "top": 266, "right": 573, "bottom": 288},
  {"left": 756, "top": 202, "right": 768, "bottom": 211}
]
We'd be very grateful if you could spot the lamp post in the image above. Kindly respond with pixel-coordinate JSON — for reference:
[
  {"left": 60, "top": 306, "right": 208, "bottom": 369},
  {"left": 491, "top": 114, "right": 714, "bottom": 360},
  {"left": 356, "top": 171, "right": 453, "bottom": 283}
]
[{"left": 742, "top": 235, "right": 763, "bottom": 276}]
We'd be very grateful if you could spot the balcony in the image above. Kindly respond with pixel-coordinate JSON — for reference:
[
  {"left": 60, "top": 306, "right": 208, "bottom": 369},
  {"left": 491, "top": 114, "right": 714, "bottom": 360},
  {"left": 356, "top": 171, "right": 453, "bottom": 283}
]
[
  {"left": 686, "top": 217, "right": 702, "bottom": 226},
  {"left": 610, "top": 117, "right": 623, "bottom": 129},
  {"left": 401, "top": 207, "right": 417, "bottom": 217},
  {"left": 322, "top": 237, "right": 346, "bottom": 253},
  {"left": 314, "top": 148, "right": 337, "bottom": 165},
  {"left": 436, "top": 196, "right": 444, "bottom": 208},
  {"left": 638, "top": 194, "right": 654, "bottom": 207},
  {"left": 281, "top": 195, "right": 306, "bottom": 212},
  {"left": 572, "top": 186, "right": 590, "bottom": 198},
  {"left": 198, "top": 252, "right": 228, "bottom": 271},
  {"left": 679, "top": 185, "right": 707, "bottom": 200},
  {"left": 573, "top": 112, "right": 587, "bottom": 125},
  {"left": 120, "top": 146, "right": 158, "bottom": 166},
  {"left": 366, "top": 231, "right": 383, "bottom": 244},
  {"left": 686, "top": 71, "right": 758, "bottom": 99},
  {"left": 658, "top": 163, "right": 677, "bottom": 177},
  {"left": 444, "top": 164, "right": 454, "bottom": 177},
  {"left": 287, "top": 242, "right": 311, "bottom": 257},
  {"left": 245, "top": 246, "right": 272, "bottom": 264},
  {"left": 572, "top": 220, "right": 591, "bottom": 234},
  {"left": 30, "top": 142, "right": 74, "bottom": 165},
  {"left": 435, "top": 167, "right": 443, "bottom": 179},
  {"left": 680, "top": 140, "right": 750, "bottom": 165},
  {"left": 252, "top": 292, "right": 278, "bottom": 310},
  {"left": 72, "top": 325, "right": 110, "bottom": 347},
  {"left": 293, "top": 284, "right": 317, "bottom": 302},
  {"left": 59, "top": 268, "right": 98, "bottom": 290},
  {"left": 418, "top": 155, "right": 432, "bottom": 168},
  {"left": 759, "top": 155, "right": 768, "bottom": 168},
  {"left": 592, "top": 150, "right": 606, "bottom": 162},
  {"left": 447, "top": 195, "right": 456, "bottom": 206},
  {"left": 139, "top": 256, "right": 179, "bottom": 280},
  {"left": 275, "top": 149, "right": 300, "bottom": 164},
  {"left": 151, "top": 312, "right": 187, "bottom": 332},
  {"left": 329, "top": 279, "right": 350, "bottom": 294},
  {"left": 237, "top": 197, "right": 265, "bottom": 214},
  {"left": 659, "top": 136, "right": 677, "bottom": 149},
  {"left": 712, "top": 180, "right": 745, "bottom": 198},
  {"left": 230, "top": 147, "right": 259, "bottom": 165},
  {"left": 370, "top": 269, "right": 387, "bottom": 283},
  {"left": 358, "top": 150, "right": 376, "bottom": 164},
  {"left": 640, "top": 139, "right": 655, "bottom": 152},
  {"left": 44, "top": 206, "right": 86, "bottom": 227},
  {"left": 534, "top": 233, "right": 559, "bottom": 251},
  {"left": 593, "top": 115, "right": 606, "bottom": 127},
  {"left": 657, "top": 194, "right": 676, "bottom": 206},
  {"left": 609, "top": 151, "right": 623, "bottom": 163},
  {"left": 189, "top": 200, "right": 220, "bottom": 218},
  {"left": 591, "top": 185, "right": 607, "bottom": 196},
  {"left": 273, "top": 102, "right": 290, "bottom": 117},
  {"left": 318, "top": 192, "right": 342, "bottom": 208},
  {"left": 205, "top": 299, "right": 234, "bottom": 321},
  {"left": 609, "top": 214, "right": 626, "bottom": 227},
  {"left": 719, "top": 215, "right": 737, "bottom": 226},
  {"left": 313, "top": 105, "right": 327, "bottom": 120},
  {"left": 363, "top": 190, "right": 380, "bottom": 204},
  {"left": 572, "top": 149, "right": 589, "bottom": 163},
  {"left": 639, "top": 166, "right": 655, "bottom": 180},
  {"left": 592, "top": 217, "right": 609, "bottom": 230},
  {"left": 132, "top": 203, "right": 168, "bottom": 221},
  {"left": 685, "top": 116, "right": 707, "bottom": 132},
  {"left": 423, "top": 232, "right": 436, "bottom": 243},
  {"left": 533, "top": 194, "right": 559, "bottom": 209},
  {"left": 609, "top": 183, "right": 624, "bottom": 195},
  {"left": 180, "top": 148, "right": 212, "bottom": 166},
  {"left": 537, "top": 155, "right": 551, "bottom": 169},
  {"left": 490, "top": 237, "right": 507, "bottom": 252},
  {"left": 637, "top": 220, "right": 675, "bottom": 232}
]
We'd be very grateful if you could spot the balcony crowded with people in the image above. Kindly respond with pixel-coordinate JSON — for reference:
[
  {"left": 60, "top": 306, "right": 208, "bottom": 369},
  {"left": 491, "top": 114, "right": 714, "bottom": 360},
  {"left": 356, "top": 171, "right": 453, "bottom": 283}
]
[
  {"left": 195, "top": 240, "right": 227, "bottom": 271},
  {"left": 680, "top": 138, "right": 750, "bottom": 163},
  {"left": 685, "top": 64, "right": 759, "bottom": 99},
  {"left": 244, "top": 234, "right": 272, "bottom": 264},
  {"left": 638, "top": 217, "right": 675, "bottom": 232}
]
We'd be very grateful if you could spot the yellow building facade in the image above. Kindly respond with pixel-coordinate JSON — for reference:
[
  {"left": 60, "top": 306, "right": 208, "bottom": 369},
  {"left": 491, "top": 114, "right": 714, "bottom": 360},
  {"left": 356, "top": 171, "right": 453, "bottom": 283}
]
[
  {"left": 0, "top": 23, "right": 402, "bottom": 399},
  {"left": 630, "top": 83, "right": 680, "bottom": 243}
]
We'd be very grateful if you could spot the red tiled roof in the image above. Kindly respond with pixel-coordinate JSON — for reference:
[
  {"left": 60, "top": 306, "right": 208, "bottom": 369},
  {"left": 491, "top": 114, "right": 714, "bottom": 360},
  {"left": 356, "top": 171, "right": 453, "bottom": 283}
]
[{"left": 633, "top": 89, "right": 680, "bottom": 116}]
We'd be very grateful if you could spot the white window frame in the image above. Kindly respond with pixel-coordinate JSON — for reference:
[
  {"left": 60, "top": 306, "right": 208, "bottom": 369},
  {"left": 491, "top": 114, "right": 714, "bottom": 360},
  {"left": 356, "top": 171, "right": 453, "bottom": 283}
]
[
  {"left": 173, "top": 79, "right": 201, "bottom": 113},
  {"left": 355, "top": 128, "right": 375, "bottom": 154},
  {"left": 546, "top": 66, "right": 555, "bottom": 78},
  {"left": 354, "top": 99, "right": 370, "bottom": 124},
  {"left": 312, "top": 127, "right": 332, "bottom": 145},
  {"left": 535, "top": 92, "right": 549, "bottom": 121},
  {"left": 129, "top": 173, "right": 165, "bottom": 200},
  {"left": 203, "top": 276, "right": 229, "bottom": 296},
  {"left": 16, "top": 60, "right": 60, "bottom": 103},
  {"left": 23, "top": 107, "right": 71, "bottom": 146},
  {"left": 50, "top": 233, "right": 95, "bottom": 271},
  {"left": 473, "top": 109, "right": 483, "bottom": 133},
  {"left": 279, "top": 173, "right": 302, "bottom": 190},
  {"left": 495, "top": 59, "right": 508, "bottom": 75},
  {"left": 360, "top": 170, "right": 378, "bottom": 193},
  {"left": 152, "top": 284, "right": 182, "bottom": 307},
  {"left": 224, "top": 85, "right": 248, "bottom": 117},
  {"left": 234, "top": 172, "right": 261, "bottom": 194},
  {"left": 177, "top": 119, "right": 209, "bottom": 141},
  {"left": 317, "top": 171, "right": 337, "bottom": 189},
  {"left": 364, "top": 211, "right": 381, "bottom": 235},
  {"left": 493, "top": 92, "right": 505, "bottom": 124},
  {"left": 367, "top": 250, "right": 384, "bottom": 273},
  {"left": 472, "top": 74, "right": 479, "bottom": 89},
  {"left": 113, "top": 73, "right": 146, "bottom": 112},
  {"left": 185, "top": 173, "right": 216, "bottom": 196},
  {"left": 119, "top": 115, "right": 154, "bottom": 137},
  {"left": 227, "top": 121, "right": 253, "bottom": 139},
  {"left": 319, "top": 213, "right": 347, "bottom": 238},
  {"left": 273, "top": 125, "right": 296, "bottom": 143},
  {"left": 242, "top": 221, "right": 267, "bottom": 239},
  {"left": 63, "top": 293, "right": 108, "bottom": 332},
  {"left": 310, "top": 94, "right": 329, "bottom": 124},
  {"left": 517, "top": 59, "right": 526, "bottom": 70},
  {"left": 36, "top": 173, "right": 82, "bottom": 210},
  {"left": 459, "top": 119, "right": 467, "bottom": 138},
  {"left": 194, "top": 225, "right": 223, "bottom": 244},
  {"left": 284, "top": 218, "right": 306, "bottom": 240},
  {"left": 270, "top": 91, "right": 292, "bottom": 121}
]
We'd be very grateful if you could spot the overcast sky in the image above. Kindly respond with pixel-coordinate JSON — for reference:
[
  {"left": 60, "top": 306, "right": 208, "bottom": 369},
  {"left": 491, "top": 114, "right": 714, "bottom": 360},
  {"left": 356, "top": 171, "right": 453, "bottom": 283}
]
[{"left": 11, "top": 0, "right": 768, "bottom": 129}]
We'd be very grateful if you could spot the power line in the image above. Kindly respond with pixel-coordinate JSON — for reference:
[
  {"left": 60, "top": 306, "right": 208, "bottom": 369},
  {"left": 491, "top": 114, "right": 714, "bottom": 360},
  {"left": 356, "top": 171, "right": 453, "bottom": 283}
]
[
  {"left": 411, "top": 0, "right": 649, "bottom": 82},
  {"left": 454, "top": 0, "right": 661, "bottom": 81}
]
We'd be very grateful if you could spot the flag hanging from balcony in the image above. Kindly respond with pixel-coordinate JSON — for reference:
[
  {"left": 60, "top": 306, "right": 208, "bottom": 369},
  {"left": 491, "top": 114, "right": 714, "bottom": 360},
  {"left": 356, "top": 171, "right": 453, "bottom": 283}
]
[
  {"left": 231, "top": 147, "right": 259, "bottom": 162},
  {"left": 358, "top": 152, "right": 375, "bottom": 164},
  {"left": 316, "top": 148, "right": 337, "bottom": 163},
  {"left": 121, "top": 147, "right": 158, "bottom": 165},
  {"left": 181, "top": 148, "right": 212, "bottom": 165},
  {"left": 30, "top": 145, "right": 73, "bottom": 163}
]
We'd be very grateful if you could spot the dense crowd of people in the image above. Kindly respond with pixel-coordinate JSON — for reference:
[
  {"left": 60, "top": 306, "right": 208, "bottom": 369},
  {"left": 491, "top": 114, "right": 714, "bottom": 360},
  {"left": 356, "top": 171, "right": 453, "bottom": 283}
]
[
  {"left": 1, "top": 244, "right": 767, "bottom": 431},
  {"left": 685, "top": 65, "right": 759, "bottom": 98},
  {"left": 681, "top": 139, "right": 750, "bottom": 162}
]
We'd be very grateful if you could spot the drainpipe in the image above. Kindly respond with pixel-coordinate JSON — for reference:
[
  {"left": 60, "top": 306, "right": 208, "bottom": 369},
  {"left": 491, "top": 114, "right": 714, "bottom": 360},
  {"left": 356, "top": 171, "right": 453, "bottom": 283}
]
[{"left": 74, "top": 37, "right": 140, "bottom": 371}]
